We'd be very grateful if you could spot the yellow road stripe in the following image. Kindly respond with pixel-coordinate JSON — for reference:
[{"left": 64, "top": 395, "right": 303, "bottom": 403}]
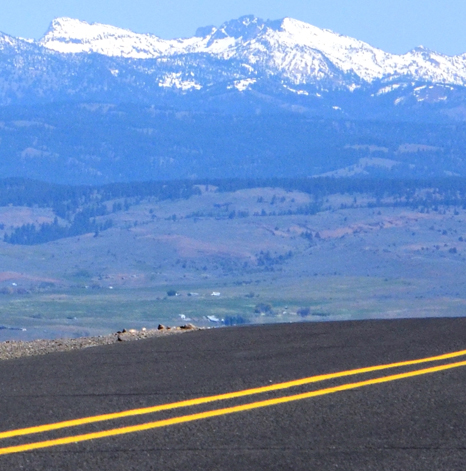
[
  {"left": 1, "top": 358, "right": 466, "bottom": 456},
  {"left": 1, "top": 348, "right": 466, "bottom": 441}
]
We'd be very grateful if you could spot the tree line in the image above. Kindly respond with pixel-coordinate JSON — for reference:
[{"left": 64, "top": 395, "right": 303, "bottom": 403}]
[
  {"left": 4, "top": 216, "right": 113, "bottom": 245},
  {"left": 3, "top": 176, "right": 466, "bottom": 245}
]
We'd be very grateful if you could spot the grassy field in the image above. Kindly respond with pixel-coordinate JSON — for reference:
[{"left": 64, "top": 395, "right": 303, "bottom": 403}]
[
  {"left": 0, "top": 187, "right": 466, "bottom": 340},
  {"left": 0, "top": 275, "right": 463, "bottom": 341}
]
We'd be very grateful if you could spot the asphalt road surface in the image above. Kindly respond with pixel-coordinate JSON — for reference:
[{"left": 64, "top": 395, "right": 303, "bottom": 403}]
[{"left": 1, "top": 318, "right": 466, "bottom": 470}]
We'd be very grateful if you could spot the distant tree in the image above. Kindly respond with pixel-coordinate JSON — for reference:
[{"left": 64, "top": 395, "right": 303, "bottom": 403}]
[
  {"left": 297, "top": 307, "right": 311, "bottom": 317},
  {"left": 223, "top": 315, "right": 250, "bottom": 326},
  {"left": 254, "top": 303, "right": 273, "bottom": 314}
]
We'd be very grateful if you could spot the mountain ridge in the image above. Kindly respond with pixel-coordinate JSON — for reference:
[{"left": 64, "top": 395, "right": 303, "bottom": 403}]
[
  {"left": 0, "top": 15, "right": 464, "bottom": 114},
  {"left": 1, "top": 16, "right": 466, "bottom": 183},
  {"left": 36, "top": 15, "right": 466, "bottom": 89}
]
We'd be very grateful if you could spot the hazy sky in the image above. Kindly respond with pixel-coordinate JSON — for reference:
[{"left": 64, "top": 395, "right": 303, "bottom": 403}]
[{"left": 3, "top": 0, "right": 466, "bottom": 55}]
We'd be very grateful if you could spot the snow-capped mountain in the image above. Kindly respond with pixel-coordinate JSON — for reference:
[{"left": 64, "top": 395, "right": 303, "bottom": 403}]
[
  {"left": 2, "top": 16, "right": 466, "bottom": 183},
  {"left": 38, "top": 15, "right": 466, "bottom": 90},
  {"left": 0, "top": 14, "right": 465, "bottom": 118}
]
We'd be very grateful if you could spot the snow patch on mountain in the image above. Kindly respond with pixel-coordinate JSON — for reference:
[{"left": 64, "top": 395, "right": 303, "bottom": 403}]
[
  {"left": 283, "top": 84, "right": 309, "bottom": 95},
  {"left": 228, "top": 78, "right": 256, "bottom": 91},
  {"left": 376, "top": 83, "right": 403, "bottom": 96},
  {"left": 159, "top": 73, "right": 202, "bottom": 90}
]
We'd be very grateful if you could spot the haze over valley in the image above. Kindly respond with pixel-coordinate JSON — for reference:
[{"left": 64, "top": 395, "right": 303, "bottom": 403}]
[
  {"left": 0, "top": 178, "right": 464, "bottom": 340},
  {"left": 1, "top": 15, "right": 466, "bottom": 339}
]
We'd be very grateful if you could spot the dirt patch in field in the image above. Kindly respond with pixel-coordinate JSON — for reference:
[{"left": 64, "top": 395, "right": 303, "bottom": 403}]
[
  {"left": 149, "top": 235, "right": 254, "bottom": 259},
  {"left": 0, "top": 272, "right": 59, "bottom": 283},
  {"left": 320, "top": 213, "right": 440, "bottom": 240}
]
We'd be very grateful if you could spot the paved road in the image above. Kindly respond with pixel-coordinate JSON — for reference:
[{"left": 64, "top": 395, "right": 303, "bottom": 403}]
[{"left": 1, "top": 318, "right": 466, "bottom": 470}]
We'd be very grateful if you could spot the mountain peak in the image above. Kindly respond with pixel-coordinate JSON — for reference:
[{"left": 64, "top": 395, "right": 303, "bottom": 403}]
[
  {"left": 42, "top": 17, "right": 135, "bottom": 43},
  {"left": 49, "top": 17, "right": 85, "bottom": 29},
  {"left": 195, "top": 15, "right": 283, "bottom": 41},
  {"left": 409, "top": 45, "right": 437, "bottom": 55},
  {"left": 39, "top": 16, "right": 171, "bottom": 58}
]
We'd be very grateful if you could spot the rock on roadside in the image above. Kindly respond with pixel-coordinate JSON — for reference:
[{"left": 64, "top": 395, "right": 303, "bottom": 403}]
[{"left": 0, "top": 325, "right": 201, "bottom": 361}]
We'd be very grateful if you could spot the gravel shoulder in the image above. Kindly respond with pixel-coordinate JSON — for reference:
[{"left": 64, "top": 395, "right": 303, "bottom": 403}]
[{"left": 0, "top": 324, "right": 201, "bottom": 361}]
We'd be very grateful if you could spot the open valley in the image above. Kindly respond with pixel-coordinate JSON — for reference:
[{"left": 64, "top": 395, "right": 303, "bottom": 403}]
[{"left": 0, "top": 180, "right": 465, "bottom": 340}]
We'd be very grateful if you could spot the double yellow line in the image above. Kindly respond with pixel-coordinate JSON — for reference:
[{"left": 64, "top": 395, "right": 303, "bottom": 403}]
[{"left": 2, "top": 348, "right": 466, "bottom": 455}]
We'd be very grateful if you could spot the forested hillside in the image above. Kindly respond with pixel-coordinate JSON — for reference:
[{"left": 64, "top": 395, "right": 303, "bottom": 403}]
[
  {"left": 1, "top": 104, "right": 466, "bottom": 184},
  {"left": 3, "top": 177, "right": 466, "bottom": 245}
]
